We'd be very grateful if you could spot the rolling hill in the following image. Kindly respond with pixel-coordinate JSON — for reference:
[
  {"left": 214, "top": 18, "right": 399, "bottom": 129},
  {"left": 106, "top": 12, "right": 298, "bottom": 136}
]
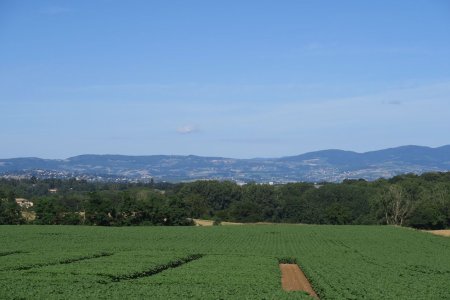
[{"left": 1, "top": 145, "right": 449, "bottom": 182}]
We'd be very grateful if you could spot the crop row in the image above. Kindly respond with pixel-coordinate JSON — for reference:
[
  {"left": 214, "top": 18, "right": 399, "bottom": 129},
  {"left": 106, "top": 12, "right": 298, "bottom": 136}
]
[
  {"left": 9, "top": 252, "right": 113, "bottom": 271},
  {"left": 106, "top": 253, "right": 204, "bottom": 282},
  {"left": 0, "top": 250, "right": 25, "bottom": 257}
]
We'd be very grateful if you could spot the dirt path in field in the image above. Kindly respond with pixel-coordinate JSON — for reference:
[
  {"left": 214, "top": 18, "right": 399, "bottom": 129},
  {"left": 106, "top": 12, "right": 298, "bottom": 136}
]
[
  {"left": 193, "top": 219, "right": 243, "bottom": 226},
  {"left": 193, "top": 219, "right": 306, "bottom": 226},
  {"left": 280, "top": 264, "right": 319, "bottom": 298},
  {"left": 426, "top": 230, "right": 450, "bottom": 237}
]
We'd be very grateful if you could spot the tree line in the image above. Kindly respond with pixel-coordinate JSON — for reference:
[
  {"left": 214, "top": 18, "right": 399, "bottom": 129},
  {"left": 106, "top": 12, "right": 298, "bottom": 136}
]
[{"left": 1, "top": 172, "right": 450, "bottom": 229}]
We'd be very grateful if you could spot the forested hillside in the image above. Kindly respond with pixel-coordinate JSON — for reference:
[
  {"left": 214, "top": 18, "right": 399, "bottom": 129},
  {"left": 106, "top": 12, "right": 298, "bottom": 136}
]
[{"left": 1, "top": 172, "right": 450, "bottom": 229}]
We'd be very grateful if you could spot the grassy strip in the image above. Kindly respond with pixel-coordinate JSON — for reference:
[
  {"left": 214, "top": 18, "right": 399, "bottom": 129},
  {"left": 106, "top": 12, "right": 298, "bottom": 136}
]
[
  {"left": 107, "top": 254, "right": 204, "bottom": 282},
  {"left": 11, "top": 252, "right": 113, "bottom": 271}
]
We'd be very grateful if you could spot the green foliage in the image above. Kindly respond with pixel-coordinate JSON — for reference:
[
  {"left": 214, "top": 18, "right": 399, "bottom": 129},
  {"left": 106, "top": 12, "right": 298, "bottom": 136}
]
[
  {"left": 278, "top": 257, "right": 297, "bottom": 264},
  {"left": 1, "top": 171, "right": 450, "bottom": 229},
  {"left": 408, "top": 199, "right": 447, "bottom": 229},
  {"left": 0, "top": 192, "right": 23, "bottom": 225}
]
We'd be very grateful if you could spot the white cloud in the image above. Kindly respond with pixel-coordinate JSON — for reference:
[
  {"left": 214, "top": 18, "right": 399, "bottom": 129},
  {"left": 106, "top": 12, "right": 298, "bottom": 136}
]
[{"left": 176, "top": 124, "right": 199, "bottom": 134}]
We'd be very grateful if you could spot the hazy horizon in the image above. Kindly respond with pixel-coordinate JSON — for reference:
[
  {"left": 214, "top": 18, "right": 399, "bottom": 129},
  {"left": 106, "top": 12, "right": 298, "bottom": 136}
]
[
  {"left": 0, "top": 144, "right": 449, "bottom": 160},
  {"left": 1, "top": 1, "right": 449, "bottom": 159}
]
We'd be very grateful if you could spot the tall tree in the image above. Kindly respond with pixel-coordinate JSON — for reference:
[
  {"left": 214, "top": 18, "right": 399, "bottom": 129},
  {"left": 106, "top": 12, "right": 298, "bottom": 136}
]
[{"left": 380, "top": 185, "right": 411, "bottom": 226}]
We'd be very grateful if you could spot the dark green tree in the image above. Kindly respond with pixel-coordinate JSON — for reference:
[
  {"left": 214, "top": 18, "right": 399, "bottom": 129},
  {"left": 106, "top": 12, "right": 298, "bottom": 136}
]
[{"left": 0, "top": 191, "right": 23, "bottom": 224}]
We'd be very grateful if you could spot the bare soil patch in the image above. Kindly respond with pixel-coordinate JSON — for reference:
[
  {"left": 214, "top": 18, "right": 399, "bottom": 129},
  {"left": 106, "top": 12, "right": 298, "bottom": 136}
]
[
  {"left": 280, "top": 263, "right": 319, "bottom": 298},
  {"left": 427, "top": 230, "right": 450, "bottom": 237},
  {"left": 193, "top": 219, "right": 305, "bottom": 226},
  {"left": 193, "top": 219, "right": 243, "bottom": 226}
]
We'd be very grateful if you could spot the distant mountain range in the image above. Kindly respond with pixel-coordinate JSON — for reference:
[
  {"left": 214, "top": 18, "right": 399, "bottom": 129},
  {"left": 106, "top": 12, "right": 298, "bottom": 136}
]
[{"left": 1, "top": 145, "right": 450, "bottom": 183}]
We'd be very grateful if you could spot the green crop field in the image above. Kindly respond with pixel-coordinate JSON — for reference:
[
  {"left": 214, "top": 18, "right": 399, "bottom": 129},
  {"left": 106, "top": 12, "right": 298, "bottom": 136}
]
[{"left": 0, "top": 225, "right": 449, "bottom": 299}]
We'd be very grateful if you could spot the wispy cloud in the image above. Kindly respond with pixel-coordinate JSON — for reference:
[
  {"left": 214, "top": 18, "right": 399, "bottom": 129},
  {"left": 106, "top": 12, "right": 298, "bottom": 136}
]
[
  {"left": 176, "top": 124, "right": 199, "bottom": 134},
  {"left": 384, "top": 100, "right": 402, "bottom": 105}
]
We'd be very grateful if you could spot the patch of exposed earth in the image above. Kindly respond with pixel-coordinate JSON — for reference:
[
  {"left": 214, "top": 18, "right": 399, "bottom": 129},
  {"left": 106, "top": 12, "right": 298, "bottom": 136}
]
[{"left": 280, "top": 263, "right": 319, "bottom": 298}]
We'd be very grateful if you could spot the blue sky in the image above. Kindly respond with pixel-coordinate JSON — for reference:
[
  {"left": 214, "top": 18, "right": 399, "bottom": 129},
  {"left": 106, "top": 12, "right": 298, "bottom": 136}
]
[{"left": 1, "top": 0, "right": 450, "bottom": 158}]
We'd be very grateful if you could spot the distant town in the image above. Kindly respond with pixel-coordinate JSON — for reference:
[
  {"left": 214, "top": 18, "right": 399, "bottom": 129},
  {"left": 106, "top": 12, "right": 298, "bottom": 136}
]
[{"left": 1, "top": 145, "right": 449, "bottom": 183}]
